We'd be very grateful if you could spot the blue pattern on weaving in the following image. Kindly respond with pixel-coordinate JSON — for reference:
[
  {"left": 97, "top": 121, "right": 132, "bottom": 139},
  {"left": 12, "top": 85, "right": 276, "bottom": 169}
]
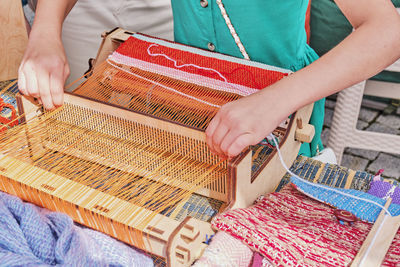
[{"left": 291, "top": 176, "right": 400, "bottom": 223}]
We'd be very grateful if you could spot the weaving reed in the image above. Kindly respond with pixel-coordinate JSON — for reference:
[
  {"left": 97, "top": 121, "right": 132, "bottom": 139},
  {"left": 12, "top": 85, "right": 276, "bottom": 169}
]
[{"left": 0, "top": 30, "right": 314, "bottom": 266}]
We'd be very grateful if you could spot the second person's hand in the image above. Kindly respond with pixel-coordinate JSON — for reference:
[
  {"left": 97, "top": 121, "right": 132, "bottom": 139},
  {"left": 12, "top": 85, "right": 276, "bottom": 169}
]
[{"left": 18, "top": 27, "right": 69, "bottom": 110}]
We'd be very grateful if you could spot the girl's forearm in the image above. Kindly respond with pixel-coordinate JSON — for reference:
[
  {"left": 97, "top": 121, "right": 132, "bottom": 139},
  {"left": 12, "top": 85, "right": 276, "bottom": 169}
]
[
  {"left": 31, "top": 0, "right": 78, "bottom": 37},
  {"left": 264, "top": 3, "right": 400, "bottom": 117},
  {"left": 19, "top": 0, "right": 77, "bottom": 109}
]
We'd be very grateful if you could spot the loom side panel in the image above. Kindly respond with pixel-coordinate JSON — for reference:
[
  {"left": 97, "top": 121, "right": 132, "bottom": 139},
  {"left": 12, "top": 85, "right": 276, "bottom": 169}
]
[
  {"left": 167, "top": 217, "right": 214, "bottom": 267},
  {"left": 230, "top": 104, "right": 314, "bottom": 209},
  {"left": 226, "top": 150, "right": 252, "bottom": 209},
  {"left": 16, "top": 94, "right": 42, "bottom": 122}
]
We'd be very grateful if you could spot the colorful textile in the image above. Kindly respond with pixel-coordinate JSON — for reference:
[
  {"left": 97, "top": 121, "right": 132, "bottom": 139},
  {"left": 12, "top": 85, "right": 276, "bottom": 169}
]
[
  {"left": 0, "top": 80, "right": 18, "bottom": 118},
  {"left": 172, "top": 193, "right": 223, "bottom": 222},
  {"left": 0, "top": 80, "right": 19, "bottom": 129},
  {"left": 277, "top": 155, "right": 374, "bottom": 192},
  {"left": 111, "top": 33, "right": 290, "bottom": 96},
  {"left": 290, "top": 176, "right": 400, "bottom": 223},
  {"left": 0, "top": 190, "right": 153, "bottom": 267},
  {"left": 193, "top": 232, "right": 253, "bottom": 267},
  {"left": 212, "top": 185, "right": 400, "bottom": 266},
  {"left": 368, "top": 180, "right": 400, "bottom": 205}
]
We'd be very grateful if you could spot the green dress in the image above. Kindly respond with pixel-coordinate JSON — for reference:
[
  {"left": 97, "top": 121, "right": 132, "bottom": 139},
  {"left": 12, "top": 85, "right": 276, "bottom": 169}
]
[{"left": 171, "top": 0, "right": 325, "bottom": 157}]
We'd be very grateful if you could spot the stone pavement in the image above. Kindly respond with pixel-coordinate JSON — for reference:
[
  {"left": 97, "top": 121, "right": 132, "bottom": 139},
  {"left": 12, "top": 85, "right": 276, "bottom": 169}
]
[{"left": 322, "top": 95, "right": 400, "bottom": 182}]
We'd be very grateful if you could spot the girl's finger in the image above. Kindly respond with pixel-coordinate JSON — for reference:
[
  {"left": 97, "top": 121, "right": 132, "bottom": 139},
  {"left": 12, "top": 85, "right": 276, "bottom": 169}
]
[
  {"left": 37, "top": 69, "right": 54, "bottom": 110},
  {"left": 205, "top": 115, "right": 221, "bottom": 153},
  {"left": 18, "top": 70, "right": 28, "bottom": 95},
  {"left": 219, "top": 128, "right": 244, "bottom": 155},
  {"left": 24, "top": 66, "right": 39, "bottom": 98},
  {"left": 227, "top": 133, "right": 253, "bottom": 158},
  {"left": 211, "top": 123, "right": 230, "bottom": 155},
  {"left": 50, "top": 68, "right": 65, "bottom": 107}
]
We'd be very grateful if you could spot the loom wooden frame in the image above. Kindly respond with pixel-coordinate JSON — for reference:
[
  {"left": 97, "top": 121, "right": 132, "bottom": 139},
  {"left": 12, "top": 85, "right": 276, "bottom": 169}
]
[{"left": 2, "top": 28, "right": 315, "bottom": 266}]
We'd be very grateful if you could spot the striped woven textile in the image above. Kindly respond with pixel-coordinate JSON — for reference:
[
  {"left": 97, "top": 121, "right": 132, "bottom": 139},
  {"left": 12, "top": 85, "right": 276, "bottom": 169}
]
[{"left": 212, "top": 185, "right": 400, "bottom": 266}]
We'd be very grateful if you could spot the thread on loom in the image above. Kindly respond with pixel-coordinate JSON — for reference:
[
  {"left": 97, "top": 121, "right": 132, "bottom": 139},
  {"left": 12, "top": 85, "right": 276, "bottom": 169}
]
[
  {"left": 0, "top": 68, "right": 233, "bottom": 251},
  {"left": 147, "top": 44, "right": 232, "bottom": 85},
  {"left": 146, "top": 43, "right": 247, "bottom": 100},
  {"left": 106, "top": 59, "right": 222, "bottom": 109},
  {"left": 90, "top": 59, "right": 234, "bottom": 130}
]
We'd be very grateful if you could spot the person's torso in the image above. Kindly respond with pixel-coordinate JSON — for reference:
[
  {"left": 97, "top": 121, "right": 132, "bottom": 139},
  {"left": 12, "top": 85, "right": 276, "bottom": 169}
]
[{"left": 171, "top": 0, "right": 315, "bottom": 71}]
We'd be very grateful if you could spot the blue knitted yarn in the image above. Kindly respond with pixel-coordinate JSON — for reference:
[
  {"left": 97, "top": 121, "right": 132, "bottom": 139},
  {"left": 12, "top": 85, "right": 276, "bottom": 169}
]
[
  {"left": 0, "top": 191, "right": 153, "bottom": 267},
  {"left": 290, "top": 176, "right": 400, "bottom": 223}
]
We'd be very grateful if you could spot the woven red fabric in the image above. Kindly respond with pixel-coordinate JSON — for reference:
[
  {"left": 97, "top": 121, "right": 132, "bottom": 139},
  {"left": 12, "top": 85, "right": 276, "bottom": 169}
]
[
  {"left": 0, "top": 97, "right": 18, "bottom": 131},
  {"left": 115, "top": 36, "right": 288, "bottom": 90},
  {"left": 212, "top": 185, "right": 400, "bottom": 266}
]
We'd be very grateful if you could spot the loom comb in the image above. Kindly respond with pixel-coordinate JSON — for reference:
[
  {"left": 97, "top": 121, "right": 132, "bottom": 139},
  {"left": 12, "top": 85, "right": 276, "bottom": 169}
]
[{"left": 0, "top": 28, "right": 315, "bottom": 266}]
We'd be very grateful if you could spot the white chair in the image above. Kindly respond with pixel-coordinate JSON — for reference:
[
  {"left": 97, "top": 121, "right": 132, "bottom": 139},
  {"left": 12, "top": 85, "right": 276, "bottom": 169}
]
[{"left": 327, "top": 50, "right": 400, "bottom": 164}]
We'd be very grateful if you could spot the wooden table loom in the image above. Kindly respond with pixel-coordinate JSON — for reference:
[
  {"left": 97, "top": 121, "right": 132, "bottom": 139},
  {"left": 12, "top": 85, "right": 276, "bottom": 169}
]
[{"left": 0, "top": 28, "right": 315, "bottom": 266}]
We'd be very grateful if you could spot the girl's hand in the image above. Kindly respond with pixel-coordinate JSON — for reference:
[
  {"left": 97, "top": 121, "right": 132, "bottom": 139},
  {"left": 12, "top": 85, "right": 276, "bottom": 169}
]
[
  {"left": 205, "top": 0, "right": 400, "bottom": 159},
  {"left": 18, "top": 29, "right": 69, "bottom": 110},
  {"left": 205, "top": 88, "right": 289, "bottom": 158}
]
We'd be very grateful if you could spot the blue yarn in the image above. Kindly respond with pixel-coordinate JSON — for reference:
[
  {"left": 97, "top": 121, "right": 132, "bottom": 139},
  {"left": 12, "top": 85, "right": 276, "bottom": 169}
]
[
  {"left": 0, "top": 191, "right": 153, "bottom": 267},
  {"left": 290, "top": 176, "right": 400, "bottom": 223}
]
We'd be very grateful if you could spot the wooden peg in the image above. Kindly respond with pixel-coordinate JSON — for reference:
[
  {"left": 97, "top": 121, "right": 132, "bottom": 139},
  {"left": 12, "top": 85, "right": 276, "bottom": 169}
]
[
  {"left": 296, "top": 118, "right": 303, "bottom": 129},
  {"left": 295, "top": 118, "right": 314, "bottom": 143}
]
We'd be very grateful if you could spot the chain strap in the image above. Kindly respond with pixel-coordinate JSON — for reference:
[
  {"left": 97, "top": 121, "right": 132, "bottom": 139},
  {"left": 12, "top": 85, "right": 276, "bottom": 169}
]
[{"left": 216, "top": 0, "right": 250, "bottom": 60}]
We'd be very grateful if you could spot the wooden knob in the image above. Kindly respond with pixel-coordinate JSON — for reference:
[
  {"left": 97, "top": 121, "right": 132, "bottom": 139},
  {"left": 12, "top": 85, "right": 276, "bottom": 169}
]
[
  {"left": 297, "top": 118, "right": 303, "bottom": 129},
  {"left": 334, "top": 209, "right": 358, "bottom": 224},
  {"left": 295, "top": 122, "right": 315, "bottom": 143}
]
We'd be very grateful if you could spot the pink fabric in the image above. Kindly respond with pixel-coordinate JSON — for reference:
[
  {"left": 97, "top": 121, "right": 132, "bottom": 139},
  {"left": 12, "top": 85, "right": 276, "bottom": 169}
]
[
  {"left": 251, "top": 253, "right": 273, "bottom": 267},
  {"left": 212, "top": 185, "right": 400, "bottom": 266},
  {"left": 194, "top": 231, "right": 253, "bottom": 267}
]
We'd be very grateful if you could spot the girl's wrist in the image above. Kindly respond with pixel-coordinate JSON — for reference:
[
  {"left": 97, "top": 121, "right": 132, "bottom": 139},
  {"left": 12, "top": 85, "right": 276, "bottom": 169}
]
[
  {"left": 259, "top": 78, "right": 301, "bottom": 121},
  {"left": 29, "top": 17, "right": 63, "bottom": 43}
]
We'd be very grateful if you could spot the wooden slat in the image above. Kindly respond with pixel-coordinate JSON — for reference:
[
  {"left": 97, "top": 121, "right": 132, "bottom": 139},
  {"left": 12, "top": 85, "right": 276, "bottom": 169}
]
[
  {"left": 351, "top": 198, "right": 400, "bottom": 267},
  {"left": 64, "top": 93, "right": 207, "bottom": 142},
  {"left": 19, "top": 93, "right": 207, "bottom": 142}
]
